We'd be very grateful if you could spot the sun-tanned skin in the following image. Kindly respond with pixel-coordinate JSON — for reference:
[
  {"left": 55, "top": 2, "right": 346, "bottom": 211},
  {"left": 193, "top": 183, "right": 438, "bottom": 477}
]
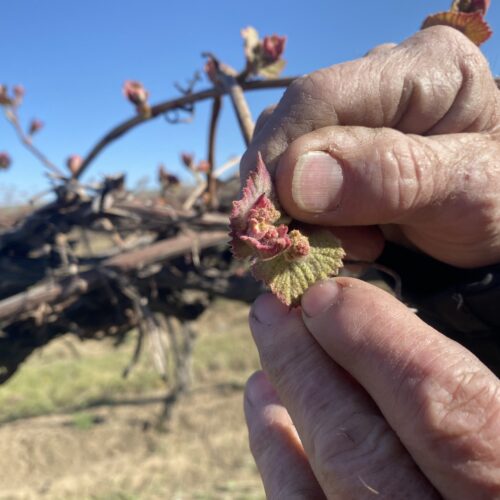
[{"left": 242, "top": 26, "right": 500, "bottom": 499}]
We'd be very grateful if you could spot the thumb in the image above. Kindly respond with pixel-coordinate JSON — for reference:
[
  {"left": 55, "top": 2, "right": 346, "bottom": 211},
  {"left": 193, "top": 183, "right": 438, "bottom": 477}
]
[{"left": 276, "top": 125, "right": 500, "bottom": 266}]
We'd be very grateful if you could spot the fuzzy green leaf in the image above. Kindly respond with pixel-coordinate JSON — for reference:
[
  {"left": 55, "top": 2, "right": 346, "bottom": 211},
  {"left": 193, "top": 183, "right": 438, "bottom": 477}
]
[
  {"left": 258, "top": 59, "right": 286, "bottom": 79},
  {"left": 252, "top": 227, "right": 346, "bottom": 306}
]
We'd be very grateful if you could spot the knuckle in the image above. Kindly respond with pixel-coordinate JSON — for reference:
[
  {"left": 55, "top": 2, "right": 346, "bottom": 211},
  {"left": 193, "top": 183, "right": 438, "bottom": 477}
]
[
  {"left": 260, "top": 336, "right": 318, "bottom": 397},
  {"left": 425, "top": 25, "right": 491, "bottom": 83},
  {"left": 248, "top": 417, "right": 275, "bottom": 460},
  {"left": 282, "top": 68, "right": 333, "bottom": 117},
  {"left": 424, "top": 24, "right": 478, "bottom": 52},
  {"left": 364, "top": 42, "right": 397, "bottom": 57},
  {"left": 253, "top": 104, "right": 278, "bottom": 139},
  {"left": 394, "top": 135, "right": 435, "bottom": 211},
  {"left": 310, "top": 410, "right": 401, "bottom": 486},
  {"left": 371, "top": 130, "right": 433, "bottom": 213},
  {"left": 408, "top": 355, "right": 500, "bottom": 463}
]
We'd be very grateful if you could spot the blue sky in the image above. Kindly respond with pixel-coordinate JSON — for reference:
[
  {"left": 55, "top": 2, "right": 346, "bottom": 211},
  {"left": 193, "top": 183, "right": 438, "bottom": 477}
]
[{"left": 1, "top": 0, "right": 499, "bottom": 203}]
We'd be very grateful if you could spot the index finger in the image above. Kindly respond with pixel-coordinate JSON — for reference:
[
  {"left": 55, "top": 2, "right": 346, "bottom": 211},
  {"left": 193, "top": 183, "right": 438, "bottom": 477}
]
[
  {"left": 300, "top": 277, "right": 500, "bottom": 498},
  {"left": 240, "top": 26, "right": 499, "bottom": 180}
]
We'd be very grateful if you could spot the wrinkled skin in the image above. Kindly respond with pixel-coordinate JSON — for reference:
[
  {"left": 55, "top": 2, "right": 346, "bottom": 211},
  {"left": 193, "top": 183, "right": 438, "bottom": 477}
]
[{"left": 242, "top": 27, "right": 500, "bottom": 499}]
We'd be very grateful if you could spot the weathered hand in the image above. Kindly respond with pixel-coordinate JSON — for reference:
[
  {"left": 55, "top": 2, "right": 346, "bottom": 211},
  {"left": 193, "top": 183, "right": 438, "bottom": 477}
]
[
  {"left": 245, "top": 280, "right": 500, "bottom": 499},
  {"left": 241, "top": 26, "right": 500, "bottom": 267},
  {"left": 242, "top": 26, "right": 500, "bottom": 499}
]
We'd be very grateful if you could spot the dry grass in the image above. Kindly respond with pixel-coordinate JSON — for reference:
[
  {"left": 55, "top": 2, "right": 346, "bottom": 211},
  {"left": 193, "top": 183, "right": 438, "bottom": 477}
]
[{"left": 0, "top": 299, "right": 264, "bottom": 499}]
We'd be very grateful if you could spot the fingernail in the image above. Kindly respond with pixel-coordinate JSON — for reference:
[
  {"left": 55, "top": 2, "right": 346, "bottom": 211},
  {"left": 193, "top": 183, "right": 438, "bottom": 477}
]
[
  {"left": 292, "top": 151, "right": 344, "bottom": 212},
  {"left": 251, "top": 293, "right": 290, "bottom": 326},
  {"left": 302, "top": 279, "right": 340, "bottom": 317},
  {"left": 246, "top": 371, "right": 279, "bottom": 408}
]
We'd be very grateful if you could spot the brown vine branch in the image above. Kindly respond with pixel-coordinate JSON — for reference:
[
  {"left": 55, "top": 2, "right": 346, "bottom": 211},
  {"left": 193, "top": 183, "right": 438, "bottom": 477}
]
[
  {"left": 207, "top": 96, "right": 222, "bottom": 209},
  {"left": 76, "top": 78, "right": 296, "bottom": 180},
  {"left": 181, "top": 156, "right": 240, "bottom": 211},
  {"left": 0, "top": 229, "right": 228, "bottom": 322},
  {"left": 204, "top": 53, "right": 255, "bottom": 146},
  {"left": 4, "top": 108, "right": 65, "bottom": 178},
  {"left": 221, "top": 74, "right": 254, "bottom": 145}
]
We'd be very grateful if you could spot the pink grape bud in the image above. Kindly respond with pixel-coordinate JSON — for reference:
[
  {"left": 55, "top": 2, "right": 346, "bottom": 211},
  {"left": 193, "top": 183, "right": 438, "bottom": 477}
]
[
  {"left": 452, "top": 0, "right": 490, "bottom": 14},
  {"left": 181, "top": 152, "right": 194, "bottom": 168},
  {"left": 286, "top": 230, "right": 311, "bottom": 261},
  {"left": 28, "top": 119, "right": 44, "bottom": 136},
  {"left": 123, "top": 80, "right": 149, "bottom": 106},
  {"left": 158, "top": 164, "right": 180, "bottom": 185},
  {"left": 0, "top": 85, "right": 8, "bottom": 103},
  {"left": 13, "top": 85, "right": 25, "bottom": 104},
  {"left": 67, "top": 155, "right": 83, "bottom": 176},
  {"left": 262, "top": 35, "right": 286, "bottom": 63},
  {"left": 204, "top": 58, "right": 218, "bottom": 84},
  {"left": 471, "top": 0, "right": 490, "bottom": 13},
  {"left": 0, "top": 152, "right": 12, "bottom": 169},
  {"left": 196, "top": 160, "right": 210, "bottom": 173}
]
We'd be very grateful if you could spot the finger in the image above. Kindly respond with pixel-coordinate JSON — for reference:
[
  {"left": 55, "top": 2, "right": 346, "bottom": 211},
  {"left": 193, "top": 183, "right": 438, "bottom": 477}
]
[
  {"left": 363, "top": 42, "right": 397, "bottom": 57},
  {"left": 275, "top": 125, "right": 500, "bottom": 267},
  {"left": 241, "top": 26, "right": 499, "bottom": 180},
  {"left": 244, "top": 371, "right": 327, "bottom": 500},
  {"left": 250, "top": 294, "right": 439, "bottom": 498},
  {"left": 253, "top": 104, "right": 278, "bottom": 139},
  {"left": 301, "top": 278, "right": 500, "bottom": 499}
]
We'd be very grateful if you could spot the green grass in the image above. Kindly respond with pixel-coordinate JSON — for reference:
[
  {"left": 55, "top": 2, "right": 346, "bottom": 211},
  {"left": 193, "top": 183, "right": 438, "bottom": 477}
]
[
  {"left": 71, "top": 411, "right": 98, "bottom": 430},
  {"left": 0, "top": 299, "right": 257, "bottom": 423},
  {"left": 0, "top": 334, "right": 166, "bottom": 423}
]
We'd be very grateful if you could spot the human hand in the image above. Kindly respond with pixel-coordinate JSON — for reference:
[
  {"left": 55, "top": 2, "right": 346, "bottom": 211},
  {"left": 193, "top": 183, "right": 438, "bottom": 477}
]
[
  {"left": 245, "top": 280, "right": 500, "bottom": 499},
  {"left": 241, "top": 25, "right": 500, "bottom": 499},
  {"left": 240, "top": 26, "right": 500, "bottom": 268}
]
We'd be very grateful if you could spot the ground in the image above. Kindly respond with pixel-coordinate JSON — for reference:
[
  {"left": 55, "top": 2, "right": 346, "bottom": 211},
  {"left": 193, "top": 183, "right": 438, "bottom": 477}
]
[{"left": 0, "top": 299, "right": 265, "bottom": 500}]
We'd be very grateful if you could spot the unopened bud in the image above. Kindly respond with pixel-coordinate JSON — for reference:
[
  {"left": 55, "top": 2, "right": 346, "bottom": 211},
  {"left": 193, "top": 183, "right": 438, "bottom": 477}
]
[
  {"left": 204, "top": 58, "right": 218, "bottom": 84},
  {"left": 0, "top": 152, "right": 12, "bottom": 170},
  {"left": 158, "top": 164, "right": 180, "bottom": 186},
  {"left": 28, "top": 118, "right": 44, "bottom": 136},
  {"left": 181, "top": 152, "right": 194, "bottom": 168},
  {"left": 196, "top": 160, "right": 210, "bottom": 173},
  {"left": 123, "top": 80, "right": 149, "bottom": 106},
  {"left": 0, "top": 85, "right": 11, "bottom": 105},
  {"left": 452, "top": 0, "right": 490, "bottom": 14},
  {"left": 262, "top": 35, "right": 286, "bottom": 63},
  {"left": 67, "top": 155, "right": 83, "bottom": 176}
]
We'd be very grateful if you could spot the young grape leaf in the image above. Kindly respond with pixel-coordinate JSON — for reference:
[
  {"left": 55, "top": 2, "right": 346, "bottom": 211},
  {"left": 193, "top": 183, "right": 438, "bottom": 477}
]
[{"left": 252, "top": 227, "right": 345, "bottom": 307}]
